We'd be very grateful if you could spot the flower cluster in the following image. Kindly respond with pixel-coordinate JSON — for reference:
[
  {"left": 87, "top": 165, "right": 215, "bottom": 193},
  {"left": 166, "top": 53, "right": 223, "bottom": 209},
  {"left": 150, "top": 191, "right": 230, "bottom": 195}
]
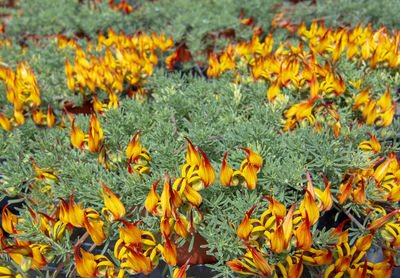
[
  {"left": 227, "top": 133, "right": 400, "bottom": 277},
  {"left": 205, "top": 19, "right": 398, "bottom": 136},
  {"left": 125, "top": 130, "right": 151, "bottom": 175},
  {"left": 145, "top": 138, "right": 216, "bottom": 241},
  {"left": 62, "top": 29, "right": 173, "bottom": 110},
  {"left": 220, "top": 147, "right": 263, "bottom": 189},
  {"left": 0, "top": 62, "right": 55, "bottom": 130},
  {"left": 353, "top": 84, "right": 395, "bottom": 127},
  {"left": 70, "top": 113, "right": 103, "bottom": 153}
]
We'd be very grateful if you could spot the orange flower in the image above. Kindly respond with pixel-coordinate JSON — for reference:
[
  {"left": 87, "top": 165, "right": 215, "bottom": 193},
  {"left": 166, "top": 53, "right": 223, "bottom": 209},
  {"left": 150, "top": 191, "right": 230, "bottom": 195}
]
[
  {"left": 117, "top": 219, "right": 142, "bottom": 246},
  {"left": 184, "top": 137, "right": 201, "bottom": 166},
  {"left": 75, "top": 245, "right": 98, "bottom": 278},
  {"left": 226, "top": 259, "right": 261, "bottom": 277},
  {"left": 374, "top": 154, "right": 395, "bottom": 183},
  {"left": 240, "top": 159, "right": 257, "bottom": 189},
  {"left": 100, "top": 181, "right": 126, "bottom": 221},
  {"left": 299, "top": 185, "right": 319, "bottom": 225},
  {"left": 353, "top": 178, "right": 366, "bottom": 204},
  {"left": 239, "top": 147, "right": 263, "bottom": 171},
  {"left": 359, "top": 132, "right": 381, "bottom": 154},
  {"left": 314, "top": 174, "right": 333, "bottom": 212},
  {"left": 337, "top": 176, "right": 354, "bottom": 205},
  {"left": 270, "top": 203, "right": 295, "bottom": 253},
  {"left": 32, "top": 107, "right": 44, "bottom": 125},
  {"left": 160, "top": 173, "right": 173, "bottom": 218},
  {"left": 294, "top": 210, "right": 312, "bottom": 250},
  {"left": 173, "top": 209, "right": 189, "bottom": 239},
  {"left": 59, "top": 193, "right": 85, "bottom": 228},
  {"left": 197, "top": 147, "right": 216, "bottom": 189},
  {"left": 183, "top": 183, "right": 203, "bottom": 207},
  {"left": 88, "top": 113, "right": 103, "bottom": 152},
  {"left": 121, "top": 246, "right": 153, "bottom": 274},
  {"left": 219, "top": 150, "right": 241, "bottom": 187},
  {"left": 162, "top": 233, "right": 177, "bottom": 266},
  {"left": 237, "top": 205, "right": 257, "bottom": 240},
  {"left": 300, "top": 248, "right": 332, "bottom": 266},
  {"left": 267, "top": 81, "right": 281, "bottom": 102},
  {"left": 2, "top": 206, "right": 18, "bottom": 234},
  {"left": 126, "top": 130, "right": 143, "bottom": 161},
  {"left": 46, "top": 105, "right": 55, "bottom": 128},
  {"left": 84, "top": 214, "right": 106, "bottom": 246},
  {"left": 368, "top": 208, "right": 399, "bottom": 231},
  {"left": 70, "top": 119, "right": 85, "bottom": 150},
  {"left": 244, "top": 242, "right": 273, "bottom": 277},
  {"left": 145, "top": 179, "right": 161, "bottom": 214},
  {"left": 173, "top": 256, "right": 191, "bottom": 278}
]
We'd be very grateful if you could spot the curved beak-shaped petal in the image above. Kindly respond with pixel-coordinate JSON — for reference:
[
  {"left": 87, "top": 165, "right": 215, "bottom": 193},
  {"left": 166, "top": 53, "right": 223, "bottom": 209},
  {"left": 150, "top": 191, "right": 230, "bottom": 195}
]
[
  {"left": 84, "top": 215, "right": 106, "bottom": 246},
  {"left": 299, "top": 186, "right": 319, "bottom": 225},
  {"left": 173, "top": 256, "right": 191, "bottom": 278},
  {"left": 314, "top": 174, "right": 333, "bottom": 212},
  {"left": 75, "top": 244, "right": 98, "bottom": 278},
  {"left": 100, "top": 181, "right": 126, "bottom": 220},
  {"left": 122, "top": 246, "right": 153, "bottom": 274},
  {"left": 338, "top": 176, "right": 354, "bottom": 205},
  {"left": 88, "top": 113, "right": 103, "bottom": 153},
  {"left": 2, "top": 206, "right": 18, "bottom": 234},
  {"left": 161, "top": 173, "right": 172, "bottom": 217},
  {"left": 374, "top": 155, "right": 394, "bottom": 183},
  {"left": 238, "top": 147, "right": 263, "bottom": 171},
  {"left": 243, "top": 241, "right": 272, "bottom": 277},
  {"left": 198, "top": 147, "right": 216, "bottom": 188},
  {"left": 226, "top": 259, "right": 260, "bottom": 276},
  {"left": 185, "top": 137, "right": 201, "bottom": 167},
  {"left": 183, "top": 184, "right": 202, "bottom": 207},
  {"left": 262, "top": 196, "right": 287, "bottom": 220},
  {"left": 241, "top": 160, "right": 257, "bottom": 189},
  {"left": 237, "top": 205, "right": 257, "bottom": 240},
  {"left": 117, "top": 219, "right": 142, "bottom": 246},
  {"left": 220, "top": 150, "right": 235, "bottom": 187},
  {"left": 59, "top": 193, "right": 85, "bottom": 228},
  {"left": 46, "top": 105, "right": 55, "bottom": 128},
  {"left": 145, "top": 179, "right": 161, "bottom": 214},
  {"left": 71, "top": 119, "right": 85, "bottom": 149},
  {"left": 359, "top": 132, "right": 381, "bottom": 154},
  {"left": 368, "top": 208, "right": 399, "bottom": 231},
  {"left": 126, "top": 130, "right": 142, "bottom": 161},
  {"left": 163, "top": 233, "right": 177, "bottom": 266},
  {"left": 294, "top": 210, "right": 312, "bottom": 250}
]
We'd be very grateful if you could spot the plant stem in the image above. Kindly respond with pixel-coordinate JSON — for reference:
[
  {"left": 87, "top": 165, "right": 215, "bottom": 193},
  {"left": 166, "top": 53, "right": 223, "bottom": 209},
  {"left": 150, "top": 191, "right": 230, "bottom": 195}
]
[
  {"left": 339, "top": 204, "right": 365, "bottom": 231},
  {"left": 51, "top": 231, "right": 90, "bottom": 278}
]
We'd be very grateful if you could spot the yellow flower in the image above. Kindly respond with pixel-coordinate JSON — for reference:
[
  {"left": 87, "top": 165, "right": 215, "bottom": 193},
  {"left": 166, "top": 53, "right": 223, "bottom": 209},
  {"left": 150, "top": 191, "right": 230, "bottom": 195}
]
[{"left": 100, "top": 181, "right": 126, "bottom": 221}]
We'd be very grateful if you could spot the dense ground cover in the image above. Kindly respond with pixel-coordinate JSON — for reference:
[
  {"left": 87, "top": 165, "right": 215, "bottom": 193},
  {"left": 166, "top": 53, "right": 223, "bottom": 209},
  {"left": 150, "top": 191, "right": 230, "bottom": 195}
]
[{"left": 1, "top": 0, "right": 400, "bottom": 277}]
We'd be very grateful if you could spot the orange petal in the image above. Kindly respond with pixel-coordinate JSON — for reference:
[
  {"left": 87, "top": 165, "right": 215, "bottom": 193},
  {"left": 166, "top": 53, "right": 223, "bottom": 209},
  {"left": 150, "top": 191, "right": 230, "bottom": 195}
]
[
  {"left": 163, "top": 233, "right": 177, "bottom": 266},
  {"left": 75, "top": 244, "right": 98, "bottom": 278},
  {"left": 126, "top": 130, "right": 142, "bottom": 161},
  {"left": 145, "top": 179, "right": 161, "bottom": 214},
  {"left": 220, "top": 150, "right": 234, "bottom": 187},
  {"left": 160, "top": 173, "right": 172, "bottom": 217},
  {"left": 71, "top": 119, "right": 85, "bottom": 149},
  {"left": 237, "top": 205, "right": 257, "bottom": 240},
  {"left": 294, "top": 211, "right": 312, "bottom": 250},
  {"left": 185, "top": 137, "right": 201, "bottom": 167},
  {"left": 100, "top": 181, "right": 126, "bottom": 220},
  {"left": 198, "top": 147, "right": 216, "bottom": 188}
]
